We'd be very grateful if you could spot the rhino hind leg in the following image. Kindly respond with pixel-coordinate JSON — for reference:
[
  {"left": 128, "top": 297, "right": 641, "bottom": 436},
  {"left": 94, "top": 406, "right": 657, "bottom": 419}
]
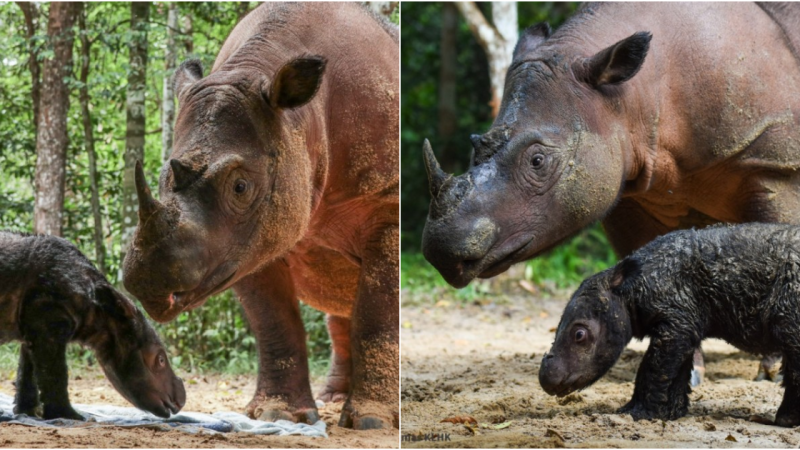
[
  {"left": 13, "top": 343, "right": 41, "bottom": 416},
  {"left": 339, "top": 226, "right": 399, "bottom": 430},
  {"left": 317, "top": 314, "right": 351, "bottom": 403}
]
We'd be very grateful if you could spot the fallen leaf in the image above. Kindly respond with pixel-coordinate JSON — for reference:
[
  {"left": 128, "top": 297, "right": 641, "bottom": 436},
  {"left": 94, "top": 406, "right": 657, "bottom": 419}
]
[
  {"left": 539, "top": 311, "right": 549, "bottom": 318},
  {"left": 491, "top": 421, "right": 513, "bottom": 430},
  {"left": 435, "top": 300, "right": 451, "bottom": 308},
  {"left": 704, "top": 422, "right": 716, "bottom": 431},
  {"left": 725, "top": 434, "right": 737, "bottom": 442},
  {"left": 519, "top": 280, "right": 537, "bottom": 294},
  {"left": 402, "top": 321, "right": 412, "bottom": 329},
  {"left": 546, "top": 428, "right": 564, "bottom": 441},
  {"left": 548, "top": 327, "right": 557, "bottom": 333},
  {"left": 440, "top": 415, "right": 477, "bottom": 425},
  {"left": 464, "top": 424, "right": 480, "bottom": 435}
]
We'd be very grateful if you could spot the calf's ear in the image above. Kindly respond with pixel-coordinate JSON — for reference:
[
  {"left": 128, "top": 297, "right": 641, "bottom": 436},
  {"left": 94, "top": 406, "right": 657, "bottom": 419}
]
[
  {"left": 174, "top": 59, "right": 204, "bottom": 102},
  {"left": 609, "top": 257, "right": 641, "bottom": 292},
  {"left": 576, "top": 31, "right": 652, "bottom": 88},
  {"left": 263, "top": 55, "right": 327, "bottom": 110},
  {"left": 95, "top": 284, "right": 137, "bottom": 321}
]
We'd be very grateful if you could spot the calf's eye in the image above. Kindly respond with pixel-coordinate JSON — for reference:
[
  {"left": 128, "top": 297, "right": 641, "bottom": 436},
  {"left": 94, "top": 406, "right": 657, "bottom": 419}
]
[
  {"left": 531, "top": 154, "right": 545, "bottom": 168},
  {"left": 574, "top": 328, "right": 587, "bottom": 343}
]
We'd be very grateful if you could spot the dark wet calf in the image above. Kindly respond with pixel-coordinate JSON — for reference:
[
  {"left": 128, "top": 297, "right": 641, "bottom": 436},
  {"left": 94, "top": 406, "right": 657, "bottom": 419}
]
[
  {"left": 540, "top": 223, "right": 800, "bottom": 427},
  {"left": 0, "top": 231, "right": 185, "bottom": 420}
]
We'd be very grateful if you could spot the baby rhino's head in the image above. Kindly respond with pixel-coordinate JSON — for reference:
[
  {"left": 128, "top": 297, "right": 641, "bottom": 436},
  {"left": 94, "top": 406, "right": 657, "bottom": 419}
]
[
  {"left": 93, "top": 283, "right": 186, "bottom": 418},
  {"left": 539, "top": 258, "right": 639, "bottom": 397}
]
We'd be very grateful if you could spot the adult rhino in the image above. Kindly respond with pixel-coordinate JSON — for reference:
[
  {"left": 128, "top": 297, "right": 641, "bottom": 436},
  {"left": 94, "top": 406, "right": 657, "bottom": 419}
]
[
  {"left": 422, "top": 2, "right": 800, "bottom": 383},
  {"left": 123, "top": 3, "right": 398, "bottom": 429}
]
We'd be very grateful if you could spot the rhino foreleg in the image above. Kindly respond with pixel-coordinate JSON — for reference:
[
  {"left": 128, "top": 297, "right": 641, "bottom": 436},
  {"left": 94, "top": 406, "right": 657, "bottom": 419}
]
[
  {"left": 236, "top": 263, "right": 319, "bottom": 424},
  {"left": 317, "top": 314, "right": 351, "bottom": 403},
  {"left": 340, "top": 226, "right": 399, "bottom": 430}
]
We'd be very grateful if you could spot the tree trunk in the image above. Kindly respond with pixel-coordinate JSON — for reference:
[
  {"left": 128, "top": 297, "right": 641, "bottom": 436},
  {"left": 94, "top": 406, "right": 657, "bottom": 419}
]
[
  {"left": 121, "top": 2, "right": 150, "bottom": 266},
  {"left": 455, "top": 1, "right": 518, "bottom": 117},
  {"left": 161, "top": 2, "right": 177, "bottom": 163},
  {"left": 33, "top": 2, "right": 79, "bottom": 236},
  {"left": 182, "top": 14, "right": 193, "bottom": 54},
  {"left": 16, "top": 2, "right": 41, "bottom": 139},
  {"left": 437, "top": 2, "right": 458, "bottom": 172},
  {"left": 78, "top": 5, "right": 105, "bottom": 274}
]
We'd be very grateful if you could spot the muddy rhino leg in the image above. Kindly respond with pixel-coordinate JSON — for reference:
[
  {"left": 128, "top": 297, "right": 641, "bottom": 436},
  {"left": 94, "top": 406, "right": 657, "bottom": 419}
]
[
  {"left": 13, "top": 343, "right": 40, "bottom": 416},
  {"left": 317, "top": 314, "right": 351, "bottom": 403},
  {"left": 339, "top": 226, "right": 399, "bottom": 430},
  {"left": 234, "top": 262, "right": 319, "bottom": 424},
  {"left": 619, "top": 327, "right": 695, "bottom": 421},
  {"left": 775, "top": 355, "right": 800, "bottom": 427}
]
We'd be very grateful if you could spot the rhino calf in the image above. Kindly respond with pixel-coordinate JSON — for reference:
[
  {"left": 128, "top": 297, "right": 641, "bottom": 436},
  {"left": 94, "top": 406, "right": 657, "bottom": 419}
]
[
  {"left": 0, "top": 231, "right": 185, "bottom": 420},
  {"left": 539, "top": 223, "right": 800, "bottom": 426}
]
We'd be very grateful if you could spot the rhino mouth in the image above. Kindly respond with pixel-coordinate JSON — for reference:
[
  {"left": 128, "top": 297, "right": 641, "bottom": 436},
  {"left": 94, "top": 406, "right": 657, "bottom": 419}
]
[
  {"left": 172, "top": 263, "right": 239, "bottom": 312},
  {"left": 478, "top": 238, "right": 563, "bottom": 280}
]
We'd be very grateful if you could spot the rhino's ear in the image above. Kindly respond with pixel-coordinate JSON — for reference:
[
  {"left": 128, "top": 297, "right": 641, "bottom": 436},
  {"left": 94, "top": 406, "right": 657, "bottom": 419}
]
[
  {"left": 174, "top": 59, "right": 204, "bottom": 100},
  {"left": 576, "top": 31, "right": 652, "bottom": 88},
  {"left": 264, "top": 55, "right": 327, "bottom": 110},
  {"left": 513, "top": 23, "right": 551, "bottom": 60},
  {"left": 609, "top": 257, "right": 641, "bottom": 292}
]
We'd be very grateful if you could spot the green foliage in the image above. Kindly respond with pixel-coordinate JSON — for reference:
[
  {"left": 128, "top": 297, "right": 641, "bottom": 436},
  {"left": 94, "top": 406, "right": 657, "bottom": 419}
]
[
  {"left": 0, "top": 1, "right": 331, "bottom": 375},
  {"left": 523, "top": 224, "right": 617, "bottom": 290}
]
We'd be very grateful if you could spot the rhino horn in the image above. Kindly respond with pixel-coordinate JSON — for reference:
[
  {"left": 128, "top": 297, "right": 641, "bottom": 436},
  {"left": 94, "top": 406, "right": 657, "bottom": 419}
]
[
  {"left": 423, "top": 139, "right": 450, "bottom": 198},
  {"left": 135, "top": 161, "right": 164, "bottom": 222}
]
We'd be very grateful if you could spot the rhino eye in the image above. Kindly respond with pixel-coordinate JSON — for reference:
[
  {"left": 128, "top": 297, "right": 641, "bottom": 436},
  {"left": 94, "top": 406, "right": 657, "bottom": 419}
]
[
  {"left": 157, "top": 354, "right": 166, "bottom": 367},
  {"left": 234, "top": 179, "right": 248, "bottom": 194},
  {"left": 531, "top": 154, "right": 545, "bottom": 168},
  {"left": 574, "top": 328, "right": 587, "bottom": 343}
]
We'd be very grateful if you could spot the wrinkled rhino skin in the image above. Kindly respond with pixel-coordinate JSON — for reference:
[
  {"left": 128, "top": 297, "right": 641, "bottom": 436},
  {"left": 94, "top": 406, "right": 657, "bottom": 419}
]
[
  {"left": 540, "top": 223, "right": 800, "bottom": 427},
  {"left": 0, "top": 231, "right": 185, "bottom": 420},
  {"left": 122, "top": 3, "right": 398, "bottom": 429}
]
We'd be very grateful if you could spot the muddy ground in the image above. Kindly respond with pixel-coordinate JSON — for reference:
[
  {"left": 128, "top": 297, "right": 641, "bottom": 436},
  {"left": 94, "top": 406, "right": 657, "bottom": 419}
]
[
  {"left": 401, "top": 270, "right": 800, "bottom": 448},
  {"left": 0, "top": 366, "right": 398, "bottom": 448}
]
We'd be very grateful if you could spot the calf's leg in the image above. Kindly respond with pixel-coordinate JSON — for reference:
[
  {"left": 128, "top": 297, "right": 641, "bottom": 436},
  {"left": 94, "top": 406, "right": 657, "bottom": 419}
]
[
  {"left": 13, "top": 343, "right": 40, "bottom": 416},
  {"left": 775, "top": 354, "right": 800, "bottom": 427},
  {"left": 619, "top": 327, "right": 695, "bottom": 421}
]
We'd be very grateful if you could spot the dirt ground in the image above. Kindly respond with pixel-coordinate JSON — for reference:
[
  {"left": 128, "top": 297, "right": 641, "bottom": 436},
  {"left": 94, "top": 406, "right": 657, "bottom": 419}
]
[
  {"left": 401, "top": 271, "right": 800, "bottom": 448},
  {"left": 0, "top": 367, "right": 398, "bottom": 448}
]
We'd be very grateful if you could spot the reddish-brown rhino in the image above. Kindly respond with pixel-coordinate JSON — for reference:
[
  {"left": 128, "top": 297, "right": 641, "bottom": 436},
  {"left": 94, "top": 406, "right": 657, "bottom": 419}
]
[
  {"left": 122, "top": 3, "right": 398, "bottom": 430},
  {"left": 422, "top": 3, "right": 800, "bottom": 383}
]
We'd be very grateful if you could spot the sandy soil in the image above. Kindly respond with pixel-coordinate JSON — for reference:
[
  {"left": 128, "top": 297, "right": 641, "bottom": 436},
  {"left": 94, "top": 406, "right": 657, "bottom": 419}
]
[
  {"left": 401, "top": 272, "right": 799, "bottom": 448},
  {"left": 0, "top": 367, "right": 398, "bottom": 448}
]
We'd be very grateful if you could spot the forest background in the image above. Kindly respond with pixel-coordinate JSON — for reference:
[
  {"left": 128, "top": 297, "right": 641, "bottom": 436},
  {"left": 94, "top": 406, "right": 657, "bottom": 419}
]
[{"left": 0, "top": 1, "right": 398, "bottom": 376}]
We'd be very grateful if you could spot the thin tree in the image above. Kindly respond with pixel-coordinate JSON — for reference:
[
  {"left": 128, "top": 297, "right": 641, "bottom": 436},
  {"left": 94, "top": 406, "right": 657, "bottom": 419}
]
[
  {"left": 455, "top": 2, "right": 518, "bottom": 117},
  {"left": 121, "top": 2, "right": 150, "bottom": 265},
  {"left": 16, "top": 2, "right": 41, "bottom": 139},
  {"left": 78, "top": 4, "right": 105, "bottom": 274},
  {"left": 161, "top": 2, "right": 177, "bottom": 163},
  {"left": 437, "top": 3, "right": 458, "bottom": 172},
  {"left": 33, "top": 2, "right": 80, "bottom": 236}
]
